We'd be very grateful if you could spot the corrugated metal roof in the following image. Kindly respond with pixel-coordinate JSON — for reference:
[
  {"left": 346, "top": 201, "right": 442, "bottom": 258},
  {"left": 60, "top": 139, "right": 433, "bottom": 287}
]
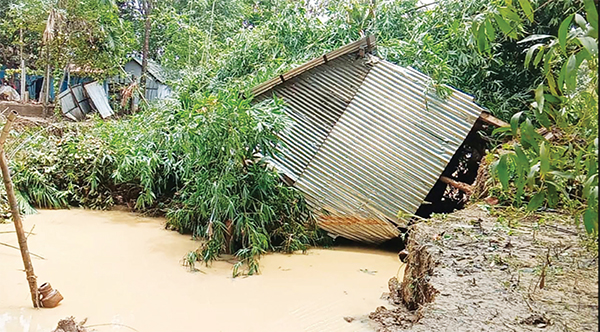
[
  {"left": 132, "top": 56, "right": 168, "bottom": 84},
  {"left": 252, "top": 38, "right": 484, "bottom": 244},
  {"left": 254, "top": 53, "right": 372, "bottom": 181}
]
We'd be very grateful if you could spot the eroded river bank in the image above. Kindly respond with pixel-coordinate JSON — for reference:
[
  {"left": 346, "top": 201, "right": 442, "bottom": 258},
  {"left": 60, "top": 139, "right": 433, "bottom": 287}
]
[{"left": 1, "top": 209, "right": 401, "bottom": 332}]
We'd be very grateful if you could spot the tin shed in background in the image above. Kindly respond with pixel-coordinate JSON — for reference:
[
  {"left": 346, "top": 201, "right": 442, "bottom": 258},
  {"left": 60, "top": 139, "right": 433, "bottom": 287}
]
[
  {"left": 123, "top": 56, "right": 171, "bottom": 102},
  {"left": 252, "top": 36, "right": 487, "bottom": 243}
]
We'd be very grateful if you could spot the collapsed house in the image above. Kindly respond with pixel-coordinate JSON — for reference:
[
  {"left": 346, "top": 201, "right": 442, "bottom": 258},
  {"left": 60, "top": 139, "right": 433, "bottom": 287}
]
[
  {"left": 252, "top": 35, "right": 496, "bottom": 244},
  {"left": 58, "top": 57, "right": 172, "bottom": 121}
]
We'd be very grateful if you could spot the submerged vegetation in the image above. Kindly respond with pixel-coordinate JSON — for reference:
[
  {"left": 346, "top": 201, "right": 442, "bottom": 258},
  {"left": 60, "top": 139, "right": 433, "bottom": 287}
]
[{"left": 0, "top": 0, "right": 597, "bottom": 272}]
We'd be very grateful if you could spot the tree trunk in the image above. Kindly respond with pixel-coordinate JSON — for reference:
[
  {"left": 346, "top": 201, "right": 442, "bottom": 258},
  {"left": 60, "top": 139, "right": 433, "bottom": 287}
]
[
  {"left": 20, "top": 28, "right": 27, "bottom": 103},
  {"left": 140, "top": 0, "right": 153, "bottom": 99},
  {"left": 0, "top": 111, "right": 39, "bottom": 308}
]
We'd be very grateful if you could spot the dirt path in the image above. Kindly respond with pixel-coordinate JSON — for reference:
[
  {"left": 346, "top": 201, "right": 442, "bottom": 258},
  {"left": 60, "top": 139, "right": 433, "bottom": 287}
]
[
  {"left": 0, "top": 209, "right": 401, "bottom": 332},
  {"left": 370, "top": 204, "right": 598, "bottom": 332}
]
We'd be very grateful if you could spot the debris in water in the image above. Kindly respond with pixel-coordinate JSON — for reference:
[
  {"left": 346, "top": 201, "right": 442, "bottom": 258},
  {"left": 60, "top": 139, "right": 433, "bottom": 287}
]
[
  {"left": 398, "top": 249, "right": 409, "bottom": 263},
  {"left": 39, "top": 282, "right": 64, "bottom": 308},
  {"left": 359, "top": 268, "right": 377, "bottom": 275},
  {"left": 369, "top": 306, "right": 420, "bottom": 330},
  {"left": 51, "top": 317, "right": 88, "bottom": 332}
]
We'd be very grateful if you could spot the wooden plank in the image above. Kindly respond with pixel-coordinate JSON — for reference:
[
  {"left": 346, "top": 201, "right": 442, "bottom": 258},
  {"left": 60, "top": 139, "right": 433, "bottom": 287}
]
[
  {"left": 440, "top": 176, "right": 474, "bottom": 195},
  {"left": 479, "top": 111, "right": 555, "bottom": 140},
  {"left": 478, "top": 111, "right": 508, "bottom": 127},
  {"left": 251, "top": 35, "right": 376, "bottom": 97}
]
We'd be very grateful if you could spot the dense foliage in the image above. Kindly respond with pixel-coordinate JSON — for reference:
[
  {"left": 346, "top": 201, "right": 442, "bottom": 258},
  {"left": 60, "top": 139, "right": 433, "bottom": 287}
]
[
  {"left": 10, "top": 93, "right": 326, "bottom": 274},
  {"left": 0, "top": 0, "right": 597, "bottom": 272},
  {"left": 472, "top": 0, "right": 598, "bottom": 234}
]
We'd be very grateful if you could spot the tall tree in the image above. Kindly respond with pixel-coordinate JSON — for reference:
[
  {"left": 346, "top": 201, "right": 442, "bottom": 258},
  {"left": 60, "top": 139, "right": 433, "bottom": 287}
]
[{"left": 140, "top": 0, "right": 152, "bottom": 96}]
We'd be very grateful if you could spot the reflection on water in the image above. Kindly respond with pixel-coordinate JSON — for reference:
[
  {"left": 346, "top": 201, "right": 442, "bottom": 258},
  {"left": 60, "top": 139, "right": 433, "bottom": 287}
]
[{"left": 0, "top": 209, "right": 401, "bottom": 332}]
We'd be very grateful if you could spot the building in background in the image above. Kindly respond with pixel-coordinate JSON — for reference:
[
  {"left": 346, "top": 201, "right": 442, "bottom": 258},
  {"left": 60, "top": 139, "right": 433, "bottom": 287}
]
[{"left": 122, "top": 56, "right": 171, "bottom": 102}]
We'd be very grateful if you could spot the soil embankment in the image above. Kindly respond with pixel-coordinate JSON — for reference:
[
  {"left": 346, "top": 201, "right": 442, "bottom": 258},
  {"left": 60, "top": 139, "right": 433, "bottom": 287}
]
[{"left": 370, "top": 204, "right": 598, "bottom": 331}]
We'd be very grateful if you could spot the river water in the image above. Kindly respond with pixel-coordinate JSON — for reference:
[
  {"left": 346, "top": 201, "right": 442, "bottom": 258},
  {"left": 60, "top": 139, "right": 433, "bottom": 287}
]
[{"left": 0, "top": 209, "right": 402, "bottom": 332}]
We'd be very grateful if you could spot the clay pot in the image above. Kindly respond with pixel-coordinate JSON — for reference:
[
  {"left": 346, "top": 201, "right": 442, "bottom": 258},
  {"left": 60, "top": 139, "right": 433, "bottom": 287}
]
[{"left": 38, "top": 282, "right": 64, "bottom": 308}]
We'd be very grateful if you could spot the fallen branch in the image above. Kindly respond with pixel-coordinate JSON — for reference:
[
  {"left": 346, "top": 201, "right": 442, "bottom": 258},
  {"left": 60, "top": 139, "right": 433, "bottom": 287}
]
[
  {"left": 26, "top": 224, "right": 35, "bottom": 240},
  {"left": 0, "top": 241, "right": 46, "bottom": 259},
  {"left": 84, "top": 323, "right": 139, "bottom": 331},
  {"left": 0, "top": 230, "right": 36, "bottom": 236}
]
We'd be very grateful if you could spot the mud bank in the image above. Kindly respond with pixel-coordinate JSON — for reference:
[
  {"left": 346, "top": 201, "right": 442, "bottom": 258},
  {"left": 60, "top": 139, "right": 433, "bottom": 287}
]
[
  {"left": 371, "top": 204, "right": 599, "bottom": 332},
  {"left": 1, "top": 209, "right": 400, "bottom": 332}
]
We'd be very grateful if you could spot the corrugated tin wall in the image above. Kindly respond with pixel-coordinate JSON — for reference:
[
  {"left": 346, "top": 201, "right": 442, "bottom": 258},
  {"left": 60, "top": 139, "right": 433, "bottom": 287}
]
[
  {"left": 254, "top": 51, "right": 483, "bottom": 244},
  {"left": 254, "top": 53, "right": 372, "bottom": 182},
  {"left": 294, "top": 58, "right": 483, "bottom": 243}
]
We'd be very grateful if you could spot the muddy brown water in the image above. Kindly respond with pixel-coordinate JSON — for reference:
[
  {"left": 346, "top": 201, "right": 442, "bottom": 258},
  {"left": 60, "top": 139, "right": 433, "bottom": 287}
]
[{"left": 0, "top": 209, "right": 403, "bottom": 332}]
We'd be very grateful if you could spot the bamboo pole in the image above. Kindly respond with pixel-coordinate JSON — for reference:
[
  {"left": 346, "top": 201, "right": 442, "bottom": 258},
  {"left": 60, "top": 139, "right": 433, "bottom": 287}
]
[
  {"left": 0, "top": 110, "right": 40, "bottom": 308},
  {"left": 20, "top": 28, "right": 27, "bottom": 103}
]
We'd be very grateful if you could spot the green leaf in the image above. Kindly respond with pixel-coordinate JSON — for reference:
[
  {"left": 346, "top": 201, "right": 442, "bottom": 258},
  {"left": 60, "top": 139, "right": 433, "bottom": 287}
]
[
  {"left": 534, "top": 84, "right": 544, "bottom": 114},
  {"left": 495, "top": 14, "right": 515, "bottom": 38},
  {"left": 589, "top": 186, "right": 599, "bottom": 206},
  {"left": 510, "top": 111, "right": 523, "bottom": 137},
  {"left": 499, "top": 7, "right": 522, "bottom": 23},
  {"left": 533, "top": 46, "right": 545, "bottom": 66},
  {"left": 492, "top": 126, "right": 512, "bottom": 135},
  {"left": 546, "top": 181, "right": 560, "bottom": 207},
  {"left": 575, "top": 13, "right": 588, "bottom": 29},
  {"left": 518, "top": 34, "right": 554, "bottom": 44},
  {"left": 558, "top": 59, "right": 568, "bottom": 91},
  {"left": 546, "top": 72, "right": 558, "bottom": 95},
  {"left": 478, "top": 24, "right": 488, "bottom": 53},
  {"left": 524, "top": 43, "right": 544, "bottom": 68},
  {"left": 565, "top": 54, "right": 577, "bottom": 90},
  {"left": 518, "top": 0, "right": 534, "bottom": 22},
  {"left": 543, "top": 48, "right": 554, "bottom": 75},
  {"left": 485, "top": 18, "right": 496, "bottom": 42},
  {"left": 520, "top": 118, "right": 541, "bottom": 153},
  {"left": 577, "top": 36, "right": 598, "bottom": 56},
  {"left": 584, "top": 0, "right": 598, "bottom": 30},
  {"left": 583, "top": 208, "right": 598, "bottom": 234},
  {"left": 558, "top": 14, "right": 573, "bottom": 54},
  {"left": 583, "top": 174, "right": 598, "bottom": 198},
  {"left": 540, "top": 141, "right": 550, "bottom": 177},
  {"left": 548, "top": 171, "right": 574, "bottom": 180},
  {"left": 527, "top": 163, "right": 540, "bottom": 188},
  {"left": 497, "top": 153, "right": 511, "bottom": 190},
  {"left": 514, "top": 144, "right": 530, "bottom": 170},
  {"left": 527, "top": 191, "right": 545, "bottom": 211}
]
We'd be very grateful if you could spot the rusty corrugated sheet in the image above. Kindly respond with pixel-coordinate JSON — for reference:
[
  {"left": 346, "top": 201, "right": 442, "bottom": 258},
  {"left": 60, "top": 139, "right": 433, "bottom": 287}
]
[
  {"left": 254, "top": 52, "right": 372, "bottom": 182},
  {"left": 252, "top": 38, "right": 484, "bottom": 244}
]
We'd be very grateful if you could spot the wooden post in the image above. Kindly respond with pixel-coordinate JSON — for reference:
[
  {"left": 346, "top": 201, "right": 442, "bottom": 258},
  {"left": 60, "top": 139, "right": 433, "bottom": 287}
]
[
  {"left": 20, "top": 28, "right": 27, "bottom": 103},
  {"left": 0, "top": 110, "right": 39, "bottom": 308},
  {"left": 439, "top": 176, "right": 474, "bottom": 195}
]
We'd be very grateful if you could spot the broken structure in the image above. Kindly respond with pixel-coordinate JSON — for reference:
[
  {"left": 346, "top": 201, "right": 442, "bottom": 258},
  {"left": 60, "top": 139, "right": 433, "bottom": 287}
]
[{"left": 252, "top": 35, "right": 492, "bottom": 243}]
